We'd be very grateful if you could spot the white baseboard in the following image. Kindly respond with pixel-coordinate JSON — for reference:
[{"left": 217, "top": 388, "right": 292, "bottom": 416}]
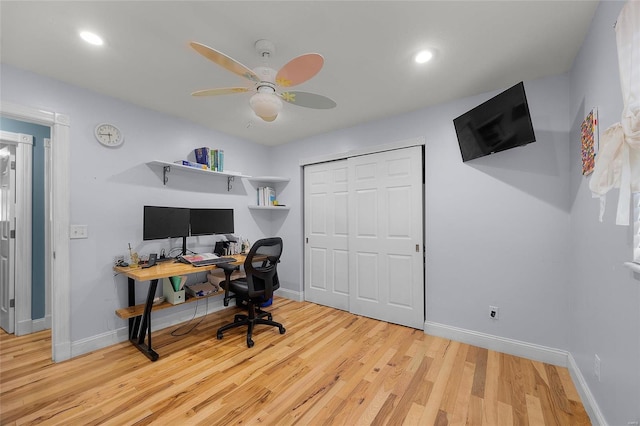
[
  {"left": 71, "top": 297, "right": 230, "bottom": 357},
  {"left": 424, "top": 321, "right": 606, "bottom": 425},
  {"left": 15, "top": 314, "right": 52, "bottom": 336},
  {"left": 70, "top": 291, "right": 301, "bottom": 358},
  {"left": 425, "top": 321, "right": 568, "bottom": 366},
  {"left": 276, "top": 288, "right": 303, "bottom": 302},
  {"left": 567, "top": 353, "right": 608, "bottom": 426}
]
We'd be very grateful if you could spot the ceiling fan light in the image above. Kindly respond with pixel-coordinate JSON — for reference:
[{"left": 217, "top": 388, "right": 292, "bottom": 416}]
[
  {"left": 414, "top": 49, "right": 433, "bottom": 64},
  {"left": 249, "top": 92, "right": 283, "bottom": 122},
  {"left": 79, "top": 31, "right": 104, "bottom": 46}
]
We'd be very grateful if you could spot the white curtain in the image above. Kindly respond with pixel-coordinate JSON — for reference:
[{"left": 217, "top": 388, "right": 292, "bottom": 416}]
[{"left": 589, "top": 0, "right": 640, "bottom": 225}]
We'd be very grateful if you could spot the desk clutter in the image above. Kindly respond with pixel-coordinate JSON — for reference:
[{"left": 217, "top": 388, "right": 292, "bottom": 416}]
[{"left": 163, "top": 269, "right": 246, "bottom": 302}]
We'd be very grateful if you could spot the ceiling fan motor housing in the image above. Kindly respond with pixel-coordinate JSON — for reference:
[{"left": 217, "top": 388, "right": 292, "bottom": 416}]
[
  {"left": 255, "top": 39, "right": 276, "bottom": 59},
  {"left": 253, "top": 66, "right": 277, "bottom": 87}
]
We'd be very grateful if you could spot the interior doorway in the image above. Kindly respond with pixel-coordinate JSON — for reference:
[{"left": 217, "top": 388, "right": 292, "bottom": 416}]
[{"left": 1, "top": 102, "right": 71, "bottom": 362}]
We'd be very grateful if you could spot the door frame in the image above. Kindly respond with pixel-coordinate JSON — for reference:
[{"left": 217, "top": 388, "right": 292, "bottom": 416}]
[
  {"left": 0, "top": 131, "right": 33, "bottom": 335},
  {"left": 300, "top": 137, "right": 426, "bottom": 325},
  {"left": 0, "top": 101, "right": 71, "bottom": 362}
]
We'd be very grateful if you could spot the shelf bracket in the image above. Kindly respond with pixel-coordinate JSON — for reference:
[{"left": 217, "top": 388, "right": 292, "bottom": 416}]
[
  {"left": 227, "top": 176, "right": 234, "bottom": 191},
  {"left": 163, "top": 166, "right": 170, "bottom": 186}
]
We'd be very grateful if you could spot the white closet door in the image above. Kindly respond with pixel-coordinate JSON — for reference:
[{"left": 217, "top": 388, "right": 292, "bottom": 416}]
[
  {"left": 304, "top": 160, "right": 350, "bottom": 310},
  {"left": 0, "top": 144, "right": 16, "bottom": 333},
  {"left": 348, "top": 146, "right": 424, "bottom": 328}
]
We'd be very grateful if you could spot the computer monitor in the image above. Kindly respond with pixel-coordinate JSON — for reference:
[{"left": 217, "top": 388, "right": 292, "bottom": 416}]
[
  {"left": 190, "top": 208, "right": 235, "bottom": 236},
  {"left": 143, "top": 206, "right": 190, "bottom": 254}
]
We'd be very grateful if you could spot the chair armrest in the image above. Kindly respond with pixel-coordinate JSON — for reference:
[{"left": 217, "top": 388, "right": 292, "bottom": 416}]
[
  {"left": 219, "top": 263, "right": 240, "bottom": 306},
  {"left": 219, "top": 263, "right": 240, "bottom": 273}
]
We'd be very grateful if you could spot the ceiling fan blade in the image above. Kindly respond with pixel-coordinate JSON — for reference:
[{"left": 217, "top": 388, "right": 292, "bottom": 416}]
[
  {"left": 191, "top": 87, "right": 250, "bottom": 97},
  {"left": 276, "top": 53, "right": 324, "bottom": 87},
  {"left": 280, "top": 91, "right": 336, "bottom": 109},
  {"left": 190, "top": 42, "right": 260, "bottom": 83}
]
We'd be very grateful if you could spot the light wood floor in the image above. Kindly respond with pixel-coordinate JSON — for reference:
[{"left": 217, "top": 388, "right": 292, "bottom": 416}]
[{"left": 0, "top": 298, "right": 589, "bottom": 425}]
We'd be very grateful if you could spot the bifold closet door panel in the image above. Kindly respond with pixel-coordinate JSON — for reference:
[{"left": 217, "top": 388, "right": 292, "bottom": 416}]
[
  {"left": 348, "top": 146, "right": 424, "bottom": 329},
  {"left": 303, "top": 160, "right": 350, "bottom": 311}
]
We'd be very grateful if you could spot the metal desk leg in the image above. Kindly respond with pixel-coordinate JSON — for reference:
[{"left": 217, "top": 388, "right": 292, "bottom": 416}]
[
  {"left": 129, "top": 278, "right": 160, "bottom": 361},
  {"left": 128, "top": 277, "right": 136, "bottom": 339}
]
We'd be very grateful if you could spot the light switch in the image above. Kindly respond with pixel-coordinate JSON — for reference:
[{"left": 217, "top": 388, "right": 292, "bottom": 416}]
[{"left": 70, "top": 225, "right": 88, "bottom": 239}]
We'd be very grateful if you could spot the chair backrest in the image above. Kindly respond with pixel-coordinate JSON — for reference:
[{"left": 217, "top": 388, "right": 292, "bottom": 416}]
[{"left": 243, "top": 237, "right": 283, "bottom": 299}]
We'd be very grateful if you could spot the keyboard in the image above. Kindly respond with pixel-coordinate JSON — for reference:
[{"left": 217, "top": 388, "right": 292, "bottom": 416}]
[{"left": 191, "top": 257, "right": 235, "bottom": 267}]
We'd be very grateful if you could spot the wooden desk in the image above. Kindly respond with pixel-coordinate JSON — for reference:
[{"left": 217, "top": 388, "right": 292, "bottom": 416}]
[{"left": 114, "top": 256, "right": 245, "bottom": 361}]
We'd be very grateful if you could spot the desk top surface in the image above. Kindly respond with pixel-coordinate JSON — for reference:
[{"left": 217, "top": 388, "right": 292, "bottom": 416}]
[{"left": 113, "top": 255, "right": 245, "bottom": 281}]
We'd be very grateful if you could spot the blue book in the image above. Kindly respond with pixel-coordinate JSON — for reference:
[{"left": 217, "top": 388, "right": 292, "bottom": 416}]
[{"left": 194, "top": 147, "right": 210, "bottom": 167}]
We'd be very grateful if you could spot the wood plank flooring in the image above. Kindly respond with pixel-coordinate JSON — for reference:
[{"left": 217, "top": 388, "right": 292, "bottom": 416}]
[{"left": 0, "top": 298, "right": 590, "bottom": 425}]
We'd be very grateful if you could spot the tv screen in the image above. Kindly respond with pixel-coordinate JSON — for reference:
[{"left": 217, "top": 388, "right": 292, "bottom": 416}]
[
  {"left": 190, "top": 208, "right": 235, "bottom": 236},
  {"left": 453, "top": 81, "right": 536, "bottom": 162},
  {"left": 143, "top": 206, "right": 190, "bottom": 241}
]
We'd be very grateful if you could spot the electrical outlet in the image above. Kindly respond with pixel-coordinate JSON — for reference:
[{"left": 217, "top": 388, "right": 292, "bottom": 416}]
[
  {"left": 594, "top": 354, "right": 601, "bottom": 381},
  {"left": 627, "top": 421, "right": 639, "bottom": 426},
  {"left": 489, "top": 306, "right": 499, "bottom": 320},
  {"left": 70, "top": 224, "right": 88, "bottom": 239}
]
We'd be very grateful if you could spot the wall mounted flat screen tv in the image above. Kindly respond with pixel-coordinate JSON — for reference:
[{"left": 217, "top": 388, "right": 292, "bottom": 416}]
[
  {"left": 143, "top": 206, "right": 190, "bottom": 240},
  {"left": 453, "top": 81, "right": 536, "bottom": 162},
  {"left": 190, "top": 208, "right": 235, "bottom": 236}
]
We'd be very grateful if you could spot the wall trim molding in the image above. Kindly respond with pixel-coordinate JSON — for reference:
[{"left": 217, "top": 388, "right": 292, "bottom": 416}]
[
  {"left": 72, "top": 297, "right": 229, "bottom": 357},
  {"left": 425, "top": 321, "right": 568, "bottom": 366},
  {"left": 15, "top": 315, "right": 51, "bottom": 335},
  {"left": 299, "top": 136, "right": 425, "bottom": 166},
  {"left": 277, "top": 288, "right": 303, "bottom": 302},
  {"left": 71, "top": 292, "right": 302, "bottom": 357},
  {"left": 567, "top": 353, "right": 608, "bottom": 426},
  {"left": 424, "top": 321, "right": 606, "bottom": 425}
]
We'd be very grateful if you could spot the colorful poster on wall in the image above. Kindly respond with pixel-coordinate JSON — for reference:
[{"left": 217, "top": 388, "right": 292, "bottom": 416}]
[{"left": 581, "top": 107, "right": 599, "bottom": 176}]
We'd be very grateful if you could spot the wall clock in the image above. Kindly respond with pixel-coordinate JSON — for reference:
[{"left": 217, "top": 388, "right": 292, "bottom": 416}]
[{"left": 95, "top": 123, "right": 124, "bottom": 147}]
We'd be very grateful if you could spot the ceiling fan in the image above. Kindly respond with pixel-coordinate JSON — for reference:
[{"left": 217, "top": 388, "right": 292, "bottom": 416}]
[{"left": 190, "top": 39, "right": 337, "bottom": 122}]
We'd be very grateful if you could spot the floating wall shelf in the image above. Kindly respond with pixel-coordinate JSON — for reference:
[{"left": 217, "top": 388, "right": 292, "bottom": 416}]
[{"left": 147, "top": 160, "right": 250, "bottom": 191}]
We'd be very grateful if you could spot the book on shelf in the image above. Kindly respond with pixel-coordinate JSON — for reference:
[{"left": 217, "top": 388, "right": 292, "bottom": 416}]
[
  {"left": 194, "top": 147, "right": 210, "bottom": 167},
  {"left": 209, "top": 149, "right": 224, "bottom": 172},
  {"left": 257, "top": 186, "right": 276, "bottom": 206},
  {"left": 175, "top": 160, "right": 208, "bottom": 170}
]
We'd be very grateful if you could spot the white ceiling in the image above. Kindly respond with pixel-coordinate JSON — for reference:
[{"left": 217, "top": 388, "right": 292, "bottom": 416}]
[{"left": 0, "top": 1, "right": 599, "bottom": 146}]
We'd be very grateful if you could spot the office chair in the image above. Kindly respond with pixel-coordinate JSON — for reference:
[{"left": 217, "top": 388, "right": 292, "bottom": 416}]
[{"left": 216, "top": 237, "right": 286, "bottom": 347}]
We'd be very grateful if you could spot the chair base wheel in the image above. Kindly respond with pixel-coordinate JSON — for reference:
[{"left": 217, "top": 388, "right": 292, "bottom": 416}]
[
  {"left": 217, "top": 332, "right": 223, "bottom": 340},
  {"left": 247, "top": 339, "right": 254, "bottom": 348},
  {"left": 279, "top": 326, "right": 286, "bottom": 334}
]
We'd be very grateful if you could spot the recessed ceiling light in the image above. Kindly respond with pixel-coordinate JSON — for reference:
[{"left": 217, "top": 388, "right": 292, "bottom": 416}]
[
  {"left": 80, "top": 31, "right": 104, "bottom": 46},
  {"left": 414, "top": 50, "right": 433, "bottom": 64}
]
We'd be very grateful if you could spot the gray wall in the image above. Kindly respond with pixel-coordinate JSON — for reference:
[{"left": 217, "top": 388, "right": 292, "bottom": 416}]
[
  {"left": 272, "top": 75, "right": 572, "bottom": 351},
  {"left": 568, "top": 1, "right": 639, "bottom": 424},
  {"left": 1, "top": 1, "right": 637, "bottom": 421}
]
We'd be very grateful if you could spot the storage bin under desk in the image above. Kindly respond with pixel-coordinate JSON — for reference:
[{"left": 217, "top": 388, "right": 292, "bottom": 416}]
[{"left": 162, "top": 278, "right": 185, "bottom": 304}]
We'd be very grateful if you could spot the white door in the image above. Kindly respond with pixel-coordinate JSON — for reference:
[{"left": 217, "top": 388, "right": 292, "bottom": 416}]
[
  {"left": 304, "top": 160, "right": 350, "bottom": 311},
  {"left": 348, "top": 146, "right": 424, "bottom": 328},
  {"left": 0, "top": 131, "right": 33, "bottom": 336},
  {"left": 0, "top": 143, "right": 16, "bottom": 333}
]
